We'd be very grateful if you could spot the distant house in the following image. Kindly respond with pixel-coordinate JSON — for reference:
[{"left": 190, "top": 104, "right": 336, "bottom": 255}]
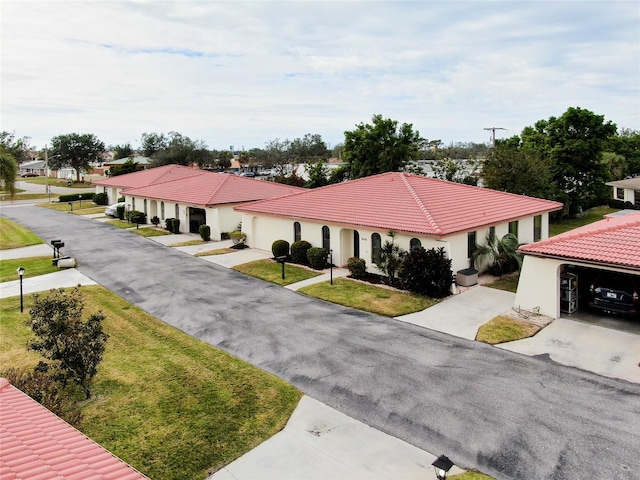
[
  {"left": 0, "top": 377, "right": 148, "bottom": 479},
  {"left": 103, "top": 156, "right": 153, "bottom": 173},
  {"left": 93, "top": 165, "right": 303, "bottom": 239},
  {"left": 606, "top": 177, "right": 640, "bottom": 208},
  {"left": 515, "top": 212, "right": 640, "bottom": 318},
  {"left": 236, "top": 172, "right": 563, "bottom": 275},
  {"left": 18, "top": 160, "right": 46, "bottom": 176}
]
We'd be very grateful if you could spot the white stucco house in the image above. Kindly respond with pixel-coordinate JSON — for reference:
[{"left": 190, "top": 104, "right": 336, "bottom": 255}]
[
  {"left": 93, "top": 165, "right": 303, "bottom": 240},
  {"left": 235, "top": 172, "right": 563, "bottom": 276},
  {"left": 515, "top": 211, "right": 640, "bottom": 318},
  {"left": 606, "top": 177, "right": 640, "bottom": 207}
]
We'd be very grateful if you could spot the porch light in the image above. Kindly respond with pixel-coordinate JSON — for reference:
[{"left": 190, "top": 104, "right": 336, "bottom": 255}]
[{"left": 432, "top": 454, "right": 454, "bottom": 480}]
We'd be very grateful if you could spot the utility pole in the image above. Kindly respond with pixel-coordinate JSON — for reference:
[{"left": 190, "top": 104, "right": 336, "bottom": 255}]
[{"left": 484, "top": 127, "right": 506, "bottom": 147}]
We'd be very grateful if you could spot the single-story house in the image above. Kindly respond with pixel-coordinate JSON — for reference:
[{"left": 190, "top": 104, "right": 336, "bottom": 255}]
[
  {"left": 606, "top": 177, "right": 640, "bottom": 207},
  {"left": 18, "top": 160, "right": 46, "bottom": 176},
  {"left": 94, "top": 165, "right": 303, "bottom": 239},
  {"left": 103, "top": 155, "right": 153, "bottom": 171},
  {"left": 515, "top": 211, "right": 640, "bottom": 318},
  {"left": 0, "top": 377, "right": 148, "bottom": 479},
  {"left": 236, "top": 172, "right": 563, "bottom": 276}
]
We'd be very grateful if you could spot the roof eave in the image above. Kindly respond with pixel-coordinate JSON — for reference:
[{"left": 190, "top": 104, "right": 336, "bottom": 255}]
[{"left": 519, "top": 250, "right": 640, "bottom": 272}]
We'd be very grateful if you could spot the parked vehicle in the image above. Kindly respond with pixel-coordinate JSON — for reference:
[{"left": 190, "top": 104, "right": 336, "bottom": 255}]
[
  {"left": 588, "top": 274, "right": 639, "bottom": 317},
  {"left": 105, "top": 202, "right": 126, "bottom": 217},
  {"left": 20, "top": 172, "right": 39, "bottom": 177}
]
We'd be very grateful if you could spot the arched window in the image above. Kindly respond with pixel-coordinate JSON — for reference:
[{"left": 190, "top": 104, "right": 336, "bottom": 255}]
[
  {"left": 371, "top": 233, "right": 381, "bottom": 265},
  {"left": 143, "top": 199, "right": 148, "bottom": 215},
  {"left": 175, "top": 204, "right": 179, "bottom": 219},
  {"left": 353, "top": 230, "right": 360, "bottom": 258},
  {"left": 410, "top": 238, "right": 422, "bottom": 250},
  {"left": 322, "top": 226, "right": 330, "bottom": 251},
  {"left": 132, "top": 198, "right": 136, "bottom": 210},
  {"left": 294, "top": 222, "right": 301, "bottom": 242},
  {"left": 161, "top": 202, "right": 165, "bottom": 219}
]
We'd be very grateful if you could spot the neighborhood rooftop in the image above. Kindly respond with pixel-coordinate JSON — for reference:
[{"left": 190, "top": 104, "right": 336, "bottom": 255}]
[
  {"left": 519, "top": 211, "right": 640, "bottom": 270},
  {"left": 0, "top": 378, "right": 148, "bottom": 480},
  {"left": 236, "top": 172, "right": 563, "bottom": 236}
]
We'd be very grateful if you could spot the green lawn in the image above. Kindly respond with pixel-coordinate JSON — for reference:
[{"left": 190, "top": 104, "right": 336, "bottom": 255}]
[
  {"left": 485, "top": 275, "right": 519, "bottom": 293},
  {"left": 105, "top": 219, "right": 136, "bottom": 229},
  {"left": 22, "top": 177, "right": 93, "bottom": 189},
  {"left": 132, "top": 227, "right": 172, "bottom": 237},
  {"left": 0, "top": 256, "right": 58, "bottom": 282},
  {"left": 39, "top": 200, "right": 98, "bottom": 213},
  {"left": 299, "top": 278, "right": 438, "bottom": 317},
  {"left": 0, "top": 286, "right": 300, "bottom": 480},
  {"left": 233, "top": 259, "right": 322, "bottom": 286},
  {"left": 195, "top": 248, "right": 236, "bottom": 256},
  {"left": 171, "top": 239, "right": 209, "bottom": 247},
  {"left": 0, "top": 217, "right": 44, "bottom": 250},
  {"left": 476, "top": 315, "right": 541, "bottom": 344},
  {"left": 549, "top": 206, "right": 618, "bottom": 236}
]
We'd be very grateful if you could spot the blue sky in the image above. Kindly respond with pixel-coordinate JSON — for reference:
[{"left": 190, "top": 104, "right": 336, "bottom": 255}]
[{"left": 2, "top": 1, "right": 638, "bottom": 151}]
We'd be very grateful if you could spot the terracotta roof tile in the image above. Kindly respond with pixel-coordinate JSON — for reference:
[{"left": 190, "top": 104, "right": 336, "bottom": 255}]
[
  {"left": 0, "top": 378, "right": 148, "bottom": 479},
  {"left": 236, "top": 172, "right": 563, "bottom": 236},
  {"left": 92, "top": 164, "right": 203, "bottom": 188},
  {"left": 519, "top": 212, "right": 640, "bottom": 269}
]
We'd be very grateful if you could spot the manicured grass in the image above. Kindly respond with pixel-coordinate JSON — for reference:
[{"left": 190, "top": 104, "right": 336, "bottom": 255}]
[
  {"left": 0, "top": 256, "right": 58, "bottom": 282},
  {"left": 195, "top": 248, "right": 236, "bottom": 256},
  {"left": 39, "top": 200, "right": 98, "bottom": 213},
  {"left": 299, "top": 277, "right": 438, "bottom": 317},
  {"left": 549, "top": 206, "right": 618, "bottom": 236},
  {"left": 233, "top": 259, "right": 322, "bottom": 286},
  {"left": 1, "top": 192, "right": 56, "bottom": 201},
  {"left": 105, "top": 219, "right": 136, "bottom": 229},
  {"left": 171, "top": 239, "right": 209, "bottom": 247},
  {"left": 132, "top": 227, "right": 172, "bottom": 237},
  {"left": 0, "top": 217, "right": 44, "bottom": 250},
  {"left": 485, "top": 275, "right": 519, "bottom": 293},
  {"left": 0, "top": 286, "right": 301, "bottom": 480},
  {"left": 451, "top": 472, "right": 495, "bottom": 480},
  {"left": 22, "top": 177, "right": 93, "bottom": 189},
  {"left": 475, "top": 315, "right": 541, "bottom": 344},
  {"left": 72, "top": 206, "right": 105, "bottom": 215}
]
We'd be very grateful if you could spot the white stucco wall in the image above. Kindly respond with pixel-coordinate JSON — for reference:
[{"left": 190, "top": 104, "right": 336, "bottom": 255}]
[
  {"left": 95, "top": 186, "right": 123, "bottom": 205},
  {"left": 514, "top": 255, "right": 563, "bottom": 318}
]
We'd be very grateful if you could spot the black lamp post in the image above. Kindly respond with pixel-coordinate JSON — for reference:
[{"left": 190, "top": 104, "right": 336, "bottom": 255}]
[
  {"left": 432, "top": 455, "right": 454, "bottom": 480},
  {"left": 330, "top": 249, "right": 333, "bottom": 285},
  {"left": 17, "top": 266, "right": 25, "bottom": 313}
]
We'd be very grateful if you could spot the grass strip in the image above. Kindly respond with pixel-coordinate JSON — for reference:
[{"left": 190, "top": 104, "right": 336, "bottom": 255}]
[
  {"left": 105, "top": 219, "right": 136, "bottom": 229},
  {"left": 171, "top": 239, "right": 209, "bottom": 247},
  {"left": 475, "top": 315, "right": 541, "bottom": 344},
  {"left": 39, "top": 200, "right": 98, "bottom": 213},
  {"left": 0, "top": 286, "right": 300, "bottom": 480},
  {"left": 299, "top": 277, "right": 438, "bottom": 317},
  {"left": 549, "top": 206, "right": 618, "bottom": 236},
  {"left": 0, "top": 256, "right": 58, "bottom": 282},
  {"left": 0, "top": 217, "right": 44, "bottom": 250},
  {"left": 132, "top": 227, "right": 172, "bottom": 237},
  {"left": 195, "top": 248, "right": 236, "bottom": 256},
  {"left": 485, "top": 275, "right": 519, "bottom": 293},
  {"left": 233, "top": 259, "right": 322, "bottom": 286}
]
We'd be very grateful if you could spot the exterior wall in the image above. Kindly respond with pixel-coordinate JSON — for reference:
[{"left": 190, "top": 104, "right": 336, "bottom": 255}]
[
  {"left": 611, "top": 186, "right": 636, "bottom": 203},
  {"left": 514, "top": 255, "right": 563, "bottom": 318},
  {"left": 95, "top": 186, "right": 123, "bottom": 205}
]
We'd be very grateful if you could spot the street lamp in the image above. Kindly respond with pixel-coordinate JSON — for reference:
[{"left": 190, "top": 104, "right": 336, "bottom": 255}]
[
  {"left": 16, "top": 266, "right": 25, "bottom": 313},
  {"left": 432, "top": 455, "right": 454, "bottom": 480},
  {"left": 329, "top": 249, "right": 333, "bottom": 285}
]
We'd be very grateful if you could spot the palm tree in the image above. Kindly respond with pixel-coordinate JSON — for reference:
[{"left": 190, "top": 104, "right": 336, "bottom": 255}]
[
  {"left": 472, "top": 231, "right": 522, "bottom": 275},
  {"left": 0, "top": 147, "right": 18, "bottom": 197}
]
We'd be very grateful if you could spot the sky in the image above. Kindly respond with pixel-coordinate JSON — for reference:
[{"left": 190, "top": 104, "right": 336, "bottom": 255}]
[{"left": 1, "top": 1, "right": 639, "bottom": 152}]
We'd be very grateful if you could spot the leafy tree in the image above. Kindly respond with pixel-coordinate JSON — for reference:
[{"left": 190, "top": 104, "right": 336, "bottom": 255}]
[
  {"left": 265, "top": 138, "right": 293, "bottom": 176},
  {"left": 471, "top": 231, "right": 522, "bottom": 275},
  {"left": 376, "top": 231, "right": 405, "bottom": 284},
  {"left": 215, "top": 151, "right": 233, "bottom": 170},
  {"left": 289, "top": 133, "right": 330, "bottom": 163},
  {"left": 141, "top": 132, "right": 168, "bottom": 157},
  {"left": 433, "top": 158, "right": 479, "bottom": 185},
  {"left": 482, "top": 136, "right": 554, "bottom": 198},
  {"left": 305, "top": 160, "right": 329, "bottom": 188},
  {"left": 149, "top": 131, "right": 211, "bottom": 167},
  {"left": 49, "top": 133, "right": 105, "bottom": 182},
  {"left": 344, "top": 115, "right": 425, "bottom": 179},
  {"left": 605, "top": 128, "right": 640, "bottom": 177},
  {"left": 399, "top": 246, "right": 453, "bottom": 298},
  {"left": 107, "top": 158, "right": 139, "bottom": 177},
  {"left": 112, "top": 143, "right": 134, "bottom": 160},
  {"left": 0, "top": 147, "right": 18, "bottom": 196},
  {"left": 0, "top": 131, "right": 32, "bottom": 164},
  {"left": 28, "top": 287, "right": 108, "bottom": 399}
]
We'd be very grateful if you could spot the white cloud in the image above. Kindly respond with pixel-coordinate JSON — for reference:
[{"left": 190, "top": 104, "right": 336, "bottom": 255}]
[{"left": 1, "top": 0, "right": 638, "bottom": 150}]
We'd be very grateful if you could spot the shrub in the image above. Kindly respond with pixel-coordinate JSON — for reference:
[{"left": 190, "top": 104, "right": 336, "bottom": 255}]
[
  {"left": 399, "top": 246, "right": 453, "bottom": 298},
  {"left": 272, "top": 239, "right": 290, "bottom": 258},
  {"left": 377, "top": 231, "right": 405, "bottom": 283},
  {"left": 151, "top": 216, "right": 160, "bottom": 227},
  {"left": 199, "top": 224, "right": 211, "bottom": 241},
  {"left": 93, "top": 192, "right": 108, "bottom": 205},
  {"left": 229, "top": 230, "right": 246, "bottom": 246},
  {"left": 116, "top": 205, "right": 125, "bottom": 220},
  {"left": 347, "top": 257, "right": 367, "bottom": 279},
  {"left": 291, "top": 240, "right": 312, "bottom": 265},
  {"left": 117, "top": 196, "right": 125, "bottom": 202},
  {"left": 127, "top": 210, "right": 146, "bottom": 225},
  {"left": 58, "top": 194, "right": 82, "bottom": 202},
  {"left": 165, "top": 218, "right": 180, "bottom": 233},
  {"left": 307, "top": 247, "right": 328, "bottom": 270},
  {"left": 221, "top": 232, "right": 230, "bottom": 240}
]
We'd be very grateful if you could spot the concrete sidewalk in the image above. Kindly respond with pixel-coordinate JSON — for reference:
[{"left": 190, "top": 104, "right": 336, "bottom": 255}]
[{"left": 0, "top": 268, "right": 97, "bottom": 299}]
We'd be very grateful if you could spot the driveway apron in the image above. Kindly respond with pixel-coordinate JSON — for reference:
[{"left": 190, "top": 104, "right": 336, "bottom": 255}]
[{"left": 2, "top": 206, "right": 639, "bottom": 480}]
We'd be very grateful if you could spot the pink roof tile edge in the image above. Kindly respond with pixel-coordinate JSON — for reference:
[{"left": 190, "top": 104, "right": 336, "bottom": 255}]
[
  {"left": 519, "top": 212, "right": 640, "bottom": 269},
  {"left": 236, "top": 172, "right": 563, "bottom": 236},
  {"left": 0, "top": 378, "right": 148, "bottom": 479}
]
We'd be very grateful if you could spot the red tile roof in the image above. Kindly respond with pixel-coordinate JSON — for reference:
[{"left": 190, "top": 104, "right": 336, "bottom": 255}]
[
  {"left": 0, "top": 378, "right": 148, "bottom": 479},
  {"left": 519, "top": 212, "right": 640, "bottom": 270},
  {"left": 92, "top": 164, "right": 203, "bottom": 189},
  {"left": 236, "top": 172, "right": 563, "bottom": 236}
]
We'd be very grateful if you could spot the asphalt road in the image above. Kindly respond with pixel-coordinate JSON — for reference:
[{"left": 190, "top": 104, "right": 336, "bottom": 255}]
[{"left": 2, "top": 205, "right": 639, "bottom": 480}]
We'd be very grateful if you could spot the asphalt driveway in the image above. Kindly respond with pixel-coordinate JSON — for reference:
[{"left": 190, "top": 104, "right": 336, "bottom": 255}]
[{"left": 2, "top": 205, "right": 639, "bottom": 480}]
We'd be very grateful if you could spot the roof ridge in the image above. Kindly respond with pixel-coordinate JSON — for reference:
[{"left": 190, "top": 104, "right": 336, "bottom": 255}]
[
  {"left": 205, "top": 172, "right": 229, "bottom": 204},
  {"left": 399, "top": 173, "right": 443, "bottom": 235}
]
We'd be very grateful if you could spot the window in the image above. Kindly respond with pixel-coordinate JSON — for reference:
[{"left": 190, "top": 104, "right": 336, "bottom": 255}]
[
  {"left": 635, "top": 190, "right": 640, "bottom": 206},
  {"left": 509, "top": 221, "right": 518, "bottom": 238},
  {"left": 371, "top": 233, "right": 381, "bottom": 265},
  {"left": 353, "top": 230, "right": 360, "bottom": 258},
  {"left": 132, "top": 198, "right": 136, "bottom": 210},
  {"left": 175, "top": 204, "right": 179, "bottom": 218},
  {"left": 161, "top": 202, "right": 165, "bottom": 219},
  {"left": 489, "top": 226, "right": 496, "bottom": 239},
  {"left": 322, "top": 226, "right": 330, "bottom": 251},
  {"left": 533, "top": 215, "right": 542, "bottom": 242},
  {"left": 143, "top": 199, "right": 148, "bottom": 215},
  {"left": 616, "top": 187, "right": 625, "bottom": 200},
  {"left": 467, "top": 231, "right": 477, "bottom": 258},
  {"left": 293, "top": 222, "right": 301, "bottom": 242},
  {"left": 410, "top": 238, "right": 422, "bottom": 250}
]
